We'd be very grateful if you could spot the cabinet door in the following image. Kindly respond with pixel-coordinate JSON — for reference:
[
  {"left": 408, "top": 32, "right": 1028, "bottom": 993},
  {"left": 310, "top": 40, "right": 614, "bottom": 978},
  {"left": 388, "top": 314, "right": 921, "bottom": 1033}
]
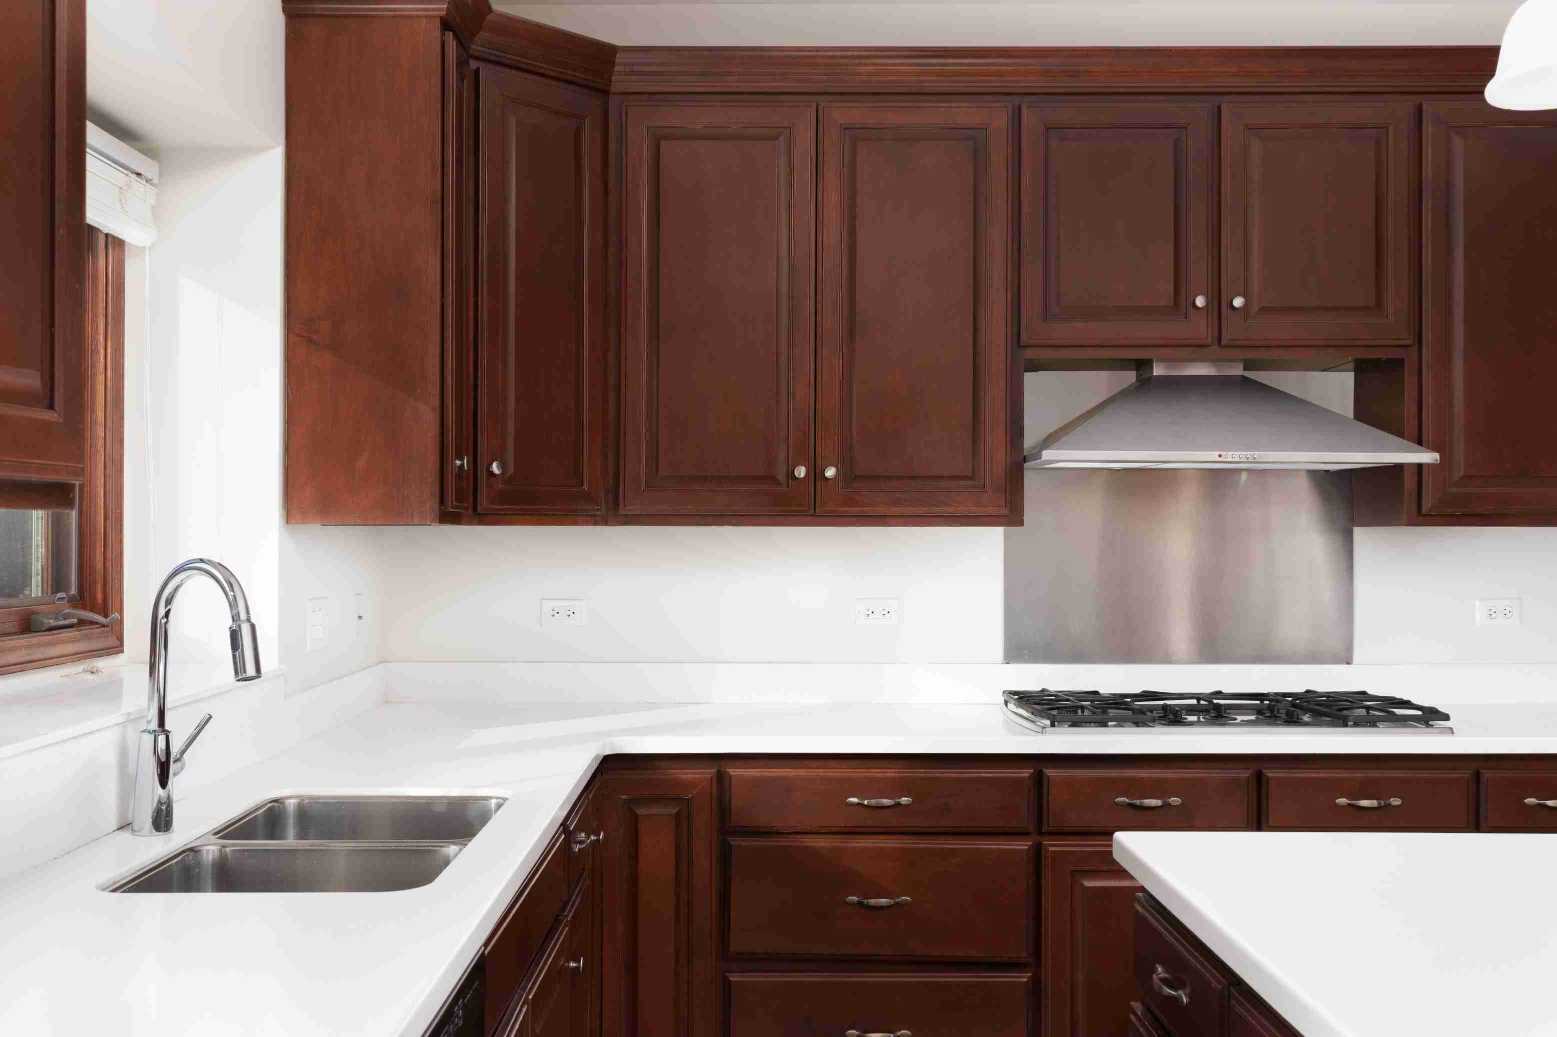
[
  {"left": 1042, "top": 842, "right": 1142, "bottom": 1037},
  {"left": 1020, "top": 102, "right": 1215, "bottom": 346},
  {"left": 0, "top": 0, "right": 86, "bottom": 480},
  {"left": 620, "top": 103, "right": 816, "bottom": 516},
  {"left": 1422, "top": 102, "right": 1557, "bottom": 517},
  {"left": 1221, "top": 100, "right": 1416, "bottom": 346},
  {"left": 598, "top": 770, "right": 718, "bottom": 1037},
  {"left": 477, "top": 65, "right": 607, "bottom": 515},
  {"left": 441, "top": 33, "right": 476, "bottom": 515},
  {"left": 818, "top": 104, "right": 1014, "bottom": 517}
]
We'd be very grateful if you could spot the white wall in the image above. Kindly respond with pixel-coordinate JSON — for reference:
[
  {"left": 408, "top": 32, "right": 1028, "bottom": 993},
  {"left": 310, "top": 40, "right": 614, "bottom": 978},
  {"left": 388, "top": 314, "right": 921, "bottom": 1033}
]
[{"left": 375, "top": 371, "right": 1557, "bottom": 667}]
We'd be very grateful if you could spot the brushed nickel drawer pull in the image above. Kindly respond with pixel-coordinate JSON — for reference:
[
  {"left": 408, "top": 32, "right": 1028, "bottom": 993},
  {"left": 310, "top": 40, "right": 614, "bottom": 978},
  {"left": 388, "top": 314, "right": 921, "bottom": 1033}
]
[
  {"left": 1524, "top": 797, "right": 1557, "bottom": 808},
  {"left": 846, "top": 796, "right": 913, "bottom": 808},
  {"left": 845, "top": 896, "right": 911, "bottom": 909},
  {"left": 1151, "top": 965, "right": 1190, "bottom": 1007},
  {"left": 1115, "top": 796, "right": 1183, "bottom": 809},
  {"left": 845, "top": 1030, "right": 911, "bottom": 1037},
  {"left": 1336, "top": 797, "right": 1403, "bottom": 809}
]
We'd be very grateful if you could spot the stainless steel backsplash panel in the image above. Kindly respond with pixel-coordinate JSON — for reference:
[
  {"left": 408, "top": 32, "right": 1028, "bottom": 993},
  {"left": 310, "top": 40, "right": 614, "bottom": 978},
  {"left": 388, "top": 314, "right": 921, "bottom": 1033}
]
[{"left": 1004, "top": 469, "right": 1353, "bottom": 664}]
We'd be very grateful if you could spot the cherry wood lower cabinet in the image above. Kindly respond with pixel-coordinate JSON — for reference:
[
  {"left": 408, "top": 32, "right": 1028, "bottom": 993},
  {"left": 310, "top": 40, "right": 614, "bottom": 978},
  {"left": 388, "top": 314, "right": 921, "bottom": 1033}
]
[
  {"left": 1042, "top": 841, "right": 1144, "bottom": 1037},
  {"left": 727, "top": 973, "right": 1032, "bottom": 1037}
]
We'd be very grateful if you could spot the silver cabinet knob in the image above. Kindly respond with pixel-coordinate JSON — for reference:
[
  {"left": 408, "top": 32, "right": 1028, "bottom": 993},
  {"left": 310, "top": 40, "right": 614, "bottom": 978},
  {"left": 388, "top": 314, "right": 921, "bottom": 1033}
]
[
  {"left": 489, "top": 460, "right": 505, "bottom": 476},
  {"left": 793, "top": 465, "right": 807, "bottom": 479},
  {"left": 453, "top": 456, "right": 469, "bottom": 472},
  {"left": 1193, "top": 294, "right": 1208, "bottom": 310},
  {"left": 823, "top": 466, "right": 838, "bottom": 480},
  {"left": 1231, "top": 295, "right": 1247, "bottom": 310},
  {"left": 565, "top": 957, "right": 585, "bottom": 972}
]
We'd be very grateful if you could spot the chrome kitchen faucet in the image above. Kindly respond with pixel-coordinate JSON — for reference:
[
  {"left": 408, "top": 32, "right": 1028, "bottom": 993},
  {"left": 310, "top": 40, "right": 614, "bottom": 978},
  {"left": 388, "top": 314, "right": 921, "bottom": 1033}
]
[{"left": 130, "top": 559, "right": 262, "bottom": 836}]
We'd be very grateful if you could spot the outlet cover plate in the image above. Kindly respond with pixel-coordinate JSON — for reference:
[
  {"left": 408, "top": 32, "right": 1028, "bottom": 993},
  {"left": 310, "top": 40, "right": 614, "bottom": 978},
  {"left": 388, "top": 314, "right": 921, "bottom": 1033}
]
[
  {"left": 1476, "top": 598, "right": 1522, "bottom": 626},
  {"left": 542, "top": 599, "right": 589, "bottom": 626},
  {"left": 855, "top": 598, "right": 901, "bottom": 626}
]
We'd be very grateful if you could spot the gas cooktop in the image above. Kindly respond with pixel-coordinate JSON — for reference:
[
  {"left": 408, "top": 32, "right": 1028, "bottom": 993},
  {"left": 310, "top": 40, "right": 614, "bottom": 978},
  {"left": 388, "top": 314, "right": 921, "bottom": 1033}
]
[{"left": 1002, "top": 690, "right": 1453, "bottom": 733}]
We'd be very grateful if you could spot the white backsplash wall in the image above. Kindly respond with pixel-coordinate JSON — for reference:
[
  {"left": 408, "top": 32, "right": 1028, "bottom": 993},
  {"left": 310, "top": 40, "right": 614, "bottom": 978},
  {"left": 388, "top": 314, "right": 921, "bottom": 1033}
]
[{"left": 375, "top": 370, "right": 1557, "bottom": 666}]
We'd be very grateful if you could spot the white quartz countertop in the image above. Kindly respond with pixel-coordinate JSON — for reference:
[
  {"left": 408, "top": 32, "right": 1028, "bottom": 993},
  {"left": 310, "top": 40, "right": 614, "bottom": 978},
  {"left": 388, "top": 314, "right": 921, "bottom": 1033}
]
[
  {"left": 8, "top": 697, "right": 1557, "bottom": 1036},
  {"left": 1115, "top": 830, "right": 1557, "bottom": 1037}
]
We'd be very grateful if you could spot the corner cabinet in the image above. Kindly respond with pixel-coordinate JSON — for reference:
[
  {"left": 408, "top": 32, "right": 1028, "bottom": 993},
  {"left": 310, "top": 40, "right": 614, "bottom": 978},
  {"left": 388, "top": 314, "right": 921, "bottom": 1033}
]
[
  {"left": 0, "top": 0, "right": 86, "bottom": 481},
  {"left": 476, "top": 65, "right": 608, "bottom": 519}
]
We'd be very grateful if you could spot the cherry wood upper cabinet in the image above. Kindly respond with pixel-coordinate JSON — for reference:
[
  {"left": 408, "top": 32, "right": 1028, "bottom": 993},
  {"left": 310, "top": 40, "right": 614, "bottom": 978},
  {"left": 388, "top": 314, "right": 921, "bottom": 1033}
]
[
  {"left": 1221, "top": 99, "right": 1417, "bottom": 346},
  {"left": 818, "top": 103, "right": 1014, "bottom": 517},
  {"left": 1421, "top": 101, "right": 1557, "bottom": 518},
  {"left": 477, "top": 65, "right": 608, "bottom": 516},
  {"left": 441, "top": 34, "right": 476, "bottom": 517},
  {"left": 1020, "top": 102, "right": 1215, "bottom": 347},
  {"left": 0, "top": 0, "right": 86, "bottom": 482},
  {"left": 619, "top": 102, "right": 817, "bottom": 516}
]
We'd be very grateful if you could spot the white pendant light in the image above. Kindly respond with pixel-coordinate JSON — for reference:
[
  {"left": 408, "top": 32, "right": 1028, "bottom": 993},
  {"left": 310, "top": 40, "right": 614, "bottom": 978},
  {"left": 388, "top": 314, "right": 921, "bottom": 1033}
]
[{"left": 1486, "top": 0, "right": 1557, "bottom": 110}]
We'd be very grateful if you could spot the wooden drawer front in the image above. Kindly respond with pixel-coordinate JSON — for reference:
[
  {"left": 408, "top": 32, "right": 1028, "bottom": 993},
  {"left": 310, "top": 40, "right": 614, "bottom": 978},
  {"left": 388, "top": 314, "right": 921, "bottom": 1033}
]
[
  {"left": 486, "top": 830, "right": 570, "bottom": 1034},
  {"left": 727, "top": 973, "right": 1031, "bottom": 1037},
  {"left": 563, "top": 787, "right": 600, "bottom": 890},
  {"left": 726, "top": 768, "right": 1034, "bottom": 832},
  {"left": 1134, "top": 898, "right": 1230, "bottom": 1037},
  {"left": 1263, "top": 770, "right": 1475, "bottom": 830},
  {"left": 727, "top": 837, "right": 1032, "bottom": 961},
  {"left": 1044, "top": 770, "right": 1255, "bottom": 833},
  {"left": 1128, "top": 1002, "right": 1170, "bottom": 1037},
  {"left": 1229, "top": 988, "right": 1300, "bottom": 1037},
  {"left": 1482, "top": 771, "right": 1557, "bottom": 831}
]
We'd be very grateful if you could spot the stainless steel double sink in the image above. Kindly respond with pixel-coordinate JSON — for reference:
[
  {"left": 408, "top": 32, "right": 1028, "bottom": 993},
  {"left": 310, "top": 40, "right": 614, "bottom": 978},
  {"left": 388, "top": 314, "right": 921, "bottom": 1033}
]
[{"left": 108, "top": 795, "right": 506, "bottom": 894}]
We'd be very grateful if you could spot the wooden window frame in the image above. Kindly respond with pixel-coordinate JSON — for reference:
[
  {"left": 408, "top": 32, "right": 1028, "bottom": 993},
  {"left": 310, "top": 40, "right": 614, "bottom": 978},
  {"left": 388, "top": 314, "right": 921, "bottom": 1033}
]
[{"left": 0, "top": 227, "right": 124, "bottom": 675}]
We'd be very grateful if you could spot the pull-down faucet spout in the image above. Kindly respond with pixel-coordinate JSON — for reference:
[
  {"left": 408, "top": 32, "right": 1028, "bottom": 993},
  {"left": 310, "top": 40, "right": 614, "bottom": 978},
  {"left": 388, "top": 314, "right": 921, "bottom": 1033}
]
[{"left": 130, "top": 559, "right": 262, "bottom": 835}]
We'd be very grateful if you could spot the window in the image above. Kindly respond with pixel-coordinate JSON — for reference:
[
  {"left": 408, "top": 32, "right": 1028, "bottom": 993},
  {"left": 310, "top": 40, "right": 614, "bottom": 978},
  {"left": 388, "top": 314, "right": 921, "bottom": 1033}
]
[{"left": 0, "top": 226, "right": 124, "bottom": 674}]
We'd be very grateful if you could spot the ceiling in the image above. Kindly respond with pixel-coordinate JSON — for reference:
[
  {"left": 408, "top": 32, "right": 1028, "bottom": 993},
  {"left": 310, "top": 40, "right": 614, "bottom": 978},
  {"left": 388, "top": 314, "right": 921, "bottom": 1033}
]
[
  {"left": 497, "top": 0, "right": 1519, "bottom": 47},
  {"left": 87, "top": 0, "right": 284, "bottom": 152}
]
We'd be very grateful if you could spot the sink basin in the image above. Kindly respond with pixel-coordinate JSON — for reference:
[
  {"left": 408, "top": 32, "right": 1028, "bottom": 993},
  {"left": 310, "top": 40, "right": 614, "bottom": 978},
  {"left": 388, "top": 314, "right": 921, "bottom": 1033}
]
[
  {"left": 215, "top": 795, "right": 506, "bottom": 842},
  {"left": 109, "top": 843, "right": 464, "bottom": 893}
]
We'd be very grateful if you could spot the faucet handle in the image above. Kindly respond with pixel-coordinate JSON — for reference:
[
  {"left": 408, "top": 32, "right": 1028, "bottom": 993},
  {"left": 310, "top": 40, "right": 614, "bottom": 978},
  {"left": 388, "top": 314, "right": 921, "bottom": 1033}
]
[{"left": 170, "top": 713, "right": 213, "bottom": 777}]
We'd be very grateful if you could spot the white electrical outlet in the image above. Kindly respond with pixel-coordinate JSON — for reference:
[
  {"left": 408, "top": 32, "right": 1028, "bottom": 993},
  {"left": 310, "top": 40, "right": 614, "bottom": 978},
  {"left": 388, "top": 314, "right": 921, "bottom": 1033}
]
[
  {"left": 306, "top": 595, "right": 331, "bottom": 652},
  {"left": 855, "top": 598, "right": 901, "bottom": 626},
  {"left": 542, "top": 599, "right": 589, "bottom": 626},
  {"left": 1476, "top": 598, "right": 1522, "bottom": 626}
]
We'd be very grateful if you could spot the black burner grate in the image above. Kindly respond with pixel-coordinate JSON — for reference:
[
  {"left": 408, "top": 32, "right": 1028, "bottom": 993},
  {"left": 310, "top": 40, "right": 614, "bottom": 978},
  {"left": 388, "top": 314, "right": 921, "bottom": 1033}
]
[{"left": 1001, "top": 689, "right": 1452, "bottom": 729}]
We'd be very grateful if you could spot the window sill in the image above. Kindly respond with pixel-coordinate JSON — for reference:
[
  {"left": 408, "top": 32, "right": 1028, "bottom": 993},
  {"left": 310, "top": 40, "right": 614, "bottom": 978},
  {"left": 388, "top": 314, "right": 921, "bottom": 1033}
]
[{"left": 0, "top": 657, "right": 287, "bottom": 762}]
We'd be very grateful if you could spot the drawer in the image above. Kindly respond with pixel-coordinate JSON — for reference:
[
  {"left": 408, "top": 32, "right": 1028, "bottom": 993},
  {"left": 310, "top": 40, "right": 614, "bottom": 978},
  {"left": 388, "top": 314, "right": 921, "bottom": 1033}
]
[
  {"left": 1263, "top": 770, "right": 1475, "bottom": 830},
  {"left": 726, "top": 768, "right": 1034, "bottom": 832},
  {"left": 1481, "top": 770, "right": 1557, "bottom": 831},
  {"left": 564, "top": 786, "right": 601, "bottom": 890},
  {"left": 727, "top": 836, "right": 1032, "bottom": 961},
  {"left": 727, "top": 973, "right": 1031, "bottom": 1037},
  {"left": 1229, "top": 988, "right": 1300, "bottom": 1037},
  {"left": 1134, "top": 896, "right": 1231, "bottom": 1037},
  {"left": 1128, "top": 1001, "right": 1170, "bottom": 1037},
  {"left": 486, "top": 829, "right": 569, "bottom": 1034},
  {"left": 1043, "top": 770, "right": 1256, "bottom": 832}
]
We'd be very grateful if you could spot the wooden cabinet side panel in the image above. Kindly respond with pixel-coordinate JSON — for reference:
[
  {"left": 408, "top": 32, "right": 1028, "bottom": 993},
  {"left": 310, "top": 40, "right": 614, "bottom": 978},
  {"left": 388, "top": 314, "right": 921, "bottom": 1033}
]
[
  {"left": 284, "top": 15, "right": 443, "bottom": 523},
  {"left": 817, "top": 103, "right": 1013, "bottom": 517},
  {"left": 599, "top": 770, "right": 718, "bottom": 1037},
  {"left": 0, "top": 0, "right": 86, "bottom": 480},
  {"left": 1422, "top": 100, "right": 1557, "bottom": 517},
  {"left": 476, "top": 64, "right": 608, "bottom": 515}
]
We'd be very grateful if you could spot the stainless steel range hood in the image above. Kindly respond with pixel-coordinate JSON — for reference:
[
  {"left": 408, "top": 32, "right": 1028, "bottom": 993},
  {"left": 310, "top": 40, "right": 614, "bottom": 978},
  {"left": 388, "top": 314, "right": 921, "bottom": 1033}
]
[{"left": 1025, "top": 363, "right": 1439, "bottom": 471}]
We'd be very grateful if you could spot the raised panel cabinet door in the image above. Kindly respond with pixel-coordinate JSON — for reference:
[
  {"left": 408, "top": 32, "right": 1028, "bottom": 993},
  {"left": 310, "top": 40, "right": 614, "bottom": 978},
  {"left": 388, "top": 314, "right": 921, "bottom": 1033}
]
[
  {"left": 598, "top": 770, "right": 718, "bottom": 1037},
  {"left": 441, "top": 32, "right": 477, "bottom": 515},
  {"left": 477, "top": 65, "right": 608, "bottom": 515},
  {"left": 1020, "top": 102, "right": 1215, "bottom": 346},
  {"left": 1422, "top": 101, "right": 1557, "bottom": 517},
  {"left": 818, "top": 103, "right": 1014, "bottom": 517},
  {"left": 619, "top": 103, "right": 817, "bottom": 515},
  {"left": 0, "top": 0, "right": 86, "bottom": 481},
  {"left": 1042, "top": 842, "right": 1142, "bottom": 1037},
  {"left": 1221, "top": 99, "right": 1417, "bottom": 346}
]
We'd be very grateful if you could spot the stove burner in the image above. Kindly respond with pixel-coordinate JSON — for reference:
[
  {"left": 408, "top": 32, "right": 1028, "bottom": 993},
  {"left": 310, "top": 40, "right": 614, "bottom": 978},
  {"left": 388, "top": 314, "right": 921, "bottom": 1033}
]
[{"left": 1002, "top": 690, "right": 1452, "bottom": 732}]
